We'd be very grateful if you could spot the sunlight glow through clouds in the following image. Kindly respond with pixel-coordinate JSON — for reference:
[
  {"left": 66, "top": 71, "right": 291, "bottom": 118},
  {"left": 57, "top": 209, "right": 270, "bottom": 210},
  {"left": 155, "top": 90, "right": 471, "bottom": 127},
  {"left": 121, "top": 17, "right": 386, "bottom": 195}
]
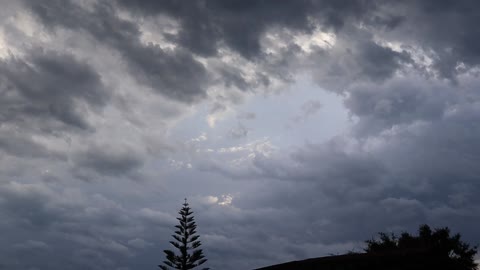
[
  {"left": 138, "top": 17, "right": 179, "bottom": 50},
  {"left": 263, "top": 28, "right": 336, "bottom": 55},
  {"left": 203, "top": 194, "right": 233, "bottom": 206},
  {"left": 0, "top": 31, "right": 8, "bottom": 59},
  {"left": 295, "top": 30, "right": 336, "bottom": 52}
]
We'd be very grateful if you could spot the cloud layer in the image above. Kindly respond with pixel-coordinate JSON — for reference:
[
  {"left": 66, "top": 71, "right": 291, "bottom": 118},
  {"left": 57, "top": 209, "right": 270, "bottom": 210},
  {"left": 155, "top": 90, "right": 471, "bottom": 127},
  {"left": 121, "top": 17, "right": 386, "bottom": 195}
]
[{"left": 0, "top": 0, "right": 480, "bottom": 269}]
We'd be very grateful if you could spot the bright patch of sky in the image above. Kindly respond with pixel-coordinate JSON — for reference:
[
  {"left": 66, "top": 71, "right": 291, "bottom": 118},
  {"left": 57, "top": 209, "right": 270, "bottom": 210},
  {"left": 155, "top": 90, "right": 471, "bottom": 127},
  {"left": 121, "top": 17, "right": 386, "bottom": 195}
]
[{"left": 171, "top": 76, "right": 351, "bottom": 151}]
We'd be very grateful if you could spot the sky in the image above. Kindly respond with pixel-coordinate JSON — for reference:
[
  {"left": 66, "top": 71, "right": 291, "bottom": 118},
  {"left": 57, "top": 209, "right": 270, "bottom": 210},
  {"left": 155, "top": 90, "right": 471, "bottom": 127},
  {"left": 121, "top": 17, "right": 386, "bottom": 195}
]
[{"left": 0, "top": 0, "right": 479, "bottom": 269}]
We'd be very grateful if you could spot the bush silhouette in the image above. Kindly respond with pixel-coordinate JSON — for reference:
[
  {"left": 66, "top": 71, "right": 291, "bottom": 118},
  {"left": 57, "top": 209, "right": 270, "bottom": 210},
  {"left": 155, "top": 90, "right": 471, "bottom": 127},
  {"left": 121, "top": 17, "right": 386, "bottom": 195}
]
[{"left": 365, "top": 224, "right": 478, "bottom": 270}]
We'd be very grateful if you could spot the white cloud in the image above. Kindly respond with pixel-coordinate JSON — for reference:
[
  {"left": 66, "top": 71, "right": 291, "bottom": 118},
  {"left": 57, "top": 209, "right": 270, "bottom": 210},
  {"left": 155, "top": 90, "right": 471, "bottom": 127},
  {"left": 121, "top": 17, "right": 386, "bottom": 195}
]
[{"left": 218, "top": 194, "right": 233, "bottom": 206}]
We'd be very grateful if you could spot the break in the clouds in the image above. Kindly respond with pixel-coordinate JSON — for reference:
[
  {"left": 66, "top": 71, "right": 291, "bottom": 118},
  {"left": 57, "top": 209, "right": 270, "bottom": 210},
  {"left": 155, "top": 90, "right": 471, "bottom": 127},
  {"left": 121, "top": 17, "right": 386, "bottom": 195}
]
[{"left": 1, "top": 0, "right": 480, "bottom": 269}]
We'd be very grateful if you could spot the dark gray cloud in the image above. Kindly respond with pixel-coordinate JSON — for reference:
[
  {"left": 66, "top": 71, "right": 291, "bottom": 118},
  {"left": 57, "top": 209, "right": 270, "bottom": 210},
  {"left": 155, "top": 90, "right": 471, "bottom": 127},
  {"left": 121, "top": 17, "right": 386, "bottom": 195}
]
[
  {"left": 116, "top": 0, "right": 314, "bottom": 58},
  {"left": 308, "top": 27, "right": 412, "bottom": 92},
  {"left": 352, "top": 38, "right": 411, "bottom": 81},
  {"left": 0, "top": 130, "right": 53, "bottom": 158},
  {"left": 0, "top": 181, "right": 176, "bottom": 270},
  {"left": 22, "top": 0, "right": 480, "bottom": 96},
  {"left": 212, "top": 61, "right": 268, "bottom": 90},
  {"left": 23, "top": 0, "right": 209, "bottom": 103},
  {"left": 115, "top": 0, "right": 413, "bottom": 86},
  {"left": 344, "top": 77, "right": 455, "bottom": 136},
  {"left": 72, "top": 143, "right": 145, "bottom": 179},
  {"left": 380, "top": 0, "right": 480, "bottom": 79},
  {"left": 0, "top": 50, "right": 108, "bottom": 131}
]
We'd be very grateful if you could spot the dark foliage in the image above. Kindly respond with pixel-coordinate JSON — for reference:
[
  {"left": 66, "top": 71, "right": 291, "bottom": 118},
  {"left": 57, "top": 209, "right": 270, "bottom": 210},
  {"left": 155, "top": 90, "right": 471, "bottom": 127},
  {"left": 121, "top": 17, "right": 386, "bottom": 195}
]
[
  {"left": 365, "top": 224, "right": 478, "bottom": 270},
  {"left": 159, "top": 199, "right": 209, "bottom": 270}
]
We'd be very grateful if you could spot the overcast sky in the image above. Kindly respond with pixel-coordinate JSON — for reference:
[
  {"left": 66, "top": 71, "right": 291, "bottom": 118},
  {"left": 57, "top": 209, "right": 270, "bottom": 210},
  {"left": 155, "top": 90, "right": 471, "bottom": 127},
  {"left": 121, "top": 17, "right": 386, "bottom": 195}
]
[{"left": 1, "top": 0, "right": 480, "bottom": 269}]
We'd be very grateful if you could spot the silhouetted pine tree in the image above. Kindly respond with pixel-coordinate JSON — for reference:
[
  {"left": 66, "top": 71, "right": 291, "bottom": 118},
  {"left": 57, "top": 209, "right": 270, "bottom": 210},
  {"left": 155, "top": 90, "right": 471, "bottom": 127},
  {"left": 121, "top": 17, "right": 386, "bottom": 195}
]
[{"left": 159, "top": 199, "right": 209, "bottom": 270}]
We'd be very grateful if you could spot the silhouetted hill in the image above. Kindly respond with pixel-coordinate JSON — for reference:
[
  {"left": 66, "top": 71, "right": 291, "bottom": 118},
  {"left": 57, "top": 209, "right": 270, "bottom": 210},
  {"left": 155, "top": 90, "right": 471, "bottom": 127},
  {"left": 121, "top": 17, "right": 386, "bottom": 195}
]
[{"left": 254, "top": 249, "right": 463, "bottom": 270}]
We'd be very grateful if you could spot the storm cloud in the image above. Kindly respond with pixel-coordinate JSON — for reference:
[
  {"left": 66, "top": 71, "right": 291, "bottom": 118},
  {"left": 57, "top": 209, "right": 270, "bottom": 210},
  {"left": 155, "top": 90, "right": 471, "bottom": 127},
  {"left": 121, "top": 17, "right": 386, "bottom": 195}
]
[
  {"left": 0, "top": 49, "right": 108, "bottom": 131},
  {"left": 0, "top": 0, "right": 480, "bottom": 269}
]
